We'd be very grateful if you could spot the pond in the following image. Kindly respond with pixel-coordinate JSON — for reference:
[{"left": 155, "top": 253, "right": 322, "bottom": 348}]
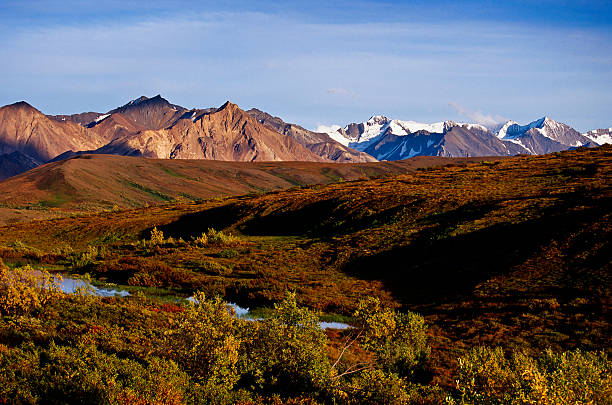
[
  {"left": 57, "top": 275, "right": 130, "bottom": 297},
  {"left": 58, "top": 276, "right": 351, "bottom": 330}
]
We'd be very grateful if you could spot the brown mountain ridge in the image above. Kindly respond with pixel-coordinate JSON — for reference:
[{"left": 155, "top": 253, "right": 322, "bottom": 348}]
[{"left": 0, "top": 96, "right": 373, "bottom": 180}]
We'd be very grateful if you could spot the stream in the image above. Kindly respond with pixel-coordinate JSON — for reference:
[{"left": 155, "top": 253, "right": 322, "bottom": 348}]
[{"left": 58, "top": 276, "right": 351, "bottom": 330}]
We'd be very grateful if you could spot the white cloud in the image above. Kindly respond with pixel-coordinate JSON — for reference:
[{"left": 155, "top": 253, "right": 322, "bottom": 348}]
[{"left": 449, "top": 102, "right": 507, "bottom": 129}]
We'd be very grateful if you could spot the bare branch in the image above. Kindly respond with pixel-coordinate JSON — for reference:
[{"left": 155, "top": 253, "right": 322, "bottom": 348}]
[{"left": 331, "top": 329, "right": 363, "bottom": 370}]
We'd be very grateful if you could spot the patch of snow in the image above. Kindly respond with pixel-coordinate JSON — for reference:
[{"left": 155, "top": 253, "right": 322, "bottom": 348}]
[
  {"left": 584, "top": 132, "right": 612, "bottom": 145},
  {"left": 498, "top": 117, "right": 546, "bottom": 140},
  {"left": 389, "top": 121, "right": 409, "bottom": 135},
  {"left": 393, "top": 119, "right": 445, "bottom": 134},
  {"left": 427, "top": 138, "right": 434, "bottom": 147},
  {"left": 316, "top": 124, "right": 349, "bottom": 146},
  {"left": 191, "top": 111, "right": 198, "bottom": 122},
  {"left": 406, "top": 146, "right": 421, "bottom": 158},
  {"left": 94, "top": 114, "right": 110, "bottom": 123},
  {"left": 462, "top": 123, "right": 488, "bottom": 132}
]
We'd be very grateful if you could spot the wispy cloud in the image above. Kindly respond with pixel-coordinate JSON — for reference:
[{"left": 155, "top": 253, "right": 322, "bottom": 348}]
[
  {"left": 449, "top": 102, "right": 507, "bottom": 129},
  {"left": 0, "top": 4, "right": 610, "bottom": 131},
  {"left": 327, "top": 88, "right": 356, "bottom": 97}
]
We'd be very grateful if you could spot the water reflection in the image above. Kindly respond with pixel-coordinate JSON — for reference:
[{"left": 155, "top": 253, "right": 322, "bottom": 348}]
[{"left": 58, "top": 276, "right": 130, "bottom": 297}]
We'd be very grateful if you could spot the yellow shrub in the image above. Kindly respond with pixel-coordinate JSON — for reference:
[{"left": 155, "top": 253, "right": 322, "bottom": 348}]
[{"left": 0, "top": 262, "right": 62, "bottom": 316}]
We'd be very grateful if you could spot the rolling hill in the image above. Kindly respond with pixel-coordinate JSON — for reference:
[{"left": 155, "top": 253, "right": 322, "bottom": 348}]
[{"left": 0, "top": 153, "right": 509, "bottom": 224}]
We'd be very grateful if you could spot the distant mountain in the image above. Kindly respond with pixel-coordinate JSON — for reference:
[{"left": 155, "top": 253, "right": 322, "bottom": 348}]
[
  {"left": 583, "top": 127, "right": 612, "bottom": 146},
  {"left": 495, "top": 117, "right": 594, "bottom": 155},
  {"left": 321, "top": 115, "right": 603, "bottom": 160},
  {"left": 104, "top": 94, "right": 188, "bottom": 130},
  {"left": 0, "top": 96, "right": 359, "bottom": 179},
  {"left": 0, "top": 101, "right": 107, "bottom": 178},
  {"left": 1, "top": 96, "right": 610, "bottom": 179},
  {"left": 96, "top": 101, "right": 325, "bottom": 161},
  {"left": 247, "top": 109, "right": 377, "bottom": 163}
]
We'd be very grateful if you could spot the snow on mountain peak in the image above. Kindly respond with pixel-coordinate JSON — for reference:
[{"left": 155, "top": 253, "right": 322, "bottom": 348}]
[{"left": 497, "top": 117, "right": 547, "bottom": 140}]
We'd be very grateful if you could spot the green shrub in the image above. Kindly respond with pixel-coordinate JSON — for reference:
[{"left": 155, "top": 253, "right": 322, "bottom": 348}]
[
  {"left": 218, "top": 249, "right": 239, "bottom": 259},
  {"left": 238, "top": 292, "right": 332, "bottom": 397},
  {"left": 0, "top": 343, "right": 189, "bottom": 404},
  {"left": 450, "top": 346, "right": 612, "bottom": 405},
  {"left": 199, "top": 260, "right": 233, "bottom": 276},
  {"left": 206, "top": 228, "right": 238, "bottom": 245},
  {"left": 165, "top": 292, "right": 240, "bottom": 402},
  {"left": 354, "top": 297, "right": 430, "bottom": 379}
]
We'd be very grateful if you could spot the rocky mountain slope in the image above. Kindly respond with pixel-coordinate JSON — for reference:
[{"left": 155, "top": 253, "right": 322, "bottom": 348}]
[
  {"left": 0, "top": 96, "right": 377, "bottom": 179},
  {"left": 0, "top": 102, "right": 106, "bottom": 164},
  {"left": 247, "top": 109, "right": 377, "bottom": 163}
]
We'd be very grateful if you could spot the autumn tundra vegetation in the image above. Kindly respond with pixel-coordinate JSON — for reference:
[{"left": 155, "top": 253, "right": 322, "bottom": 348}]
[{"left": 0, "top": 146, "right": 610, "bottom": 403}]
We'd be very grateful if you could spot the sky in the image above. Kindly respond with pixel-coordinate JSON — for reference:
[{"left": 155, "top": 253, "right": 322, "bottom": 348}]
[{"left": 0, "top": 0, "right": 611, "bottom": 132}]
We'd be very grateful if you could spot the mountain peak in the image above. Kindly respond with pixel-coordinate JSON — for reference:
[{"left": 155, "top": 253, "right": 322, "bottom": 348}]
[
  {"left": 367, "top": 115, "right": 389, "bottom": 124},
  {"left": 217, "top": 101, "right": 240, "bottom": 113},
  {"left": 5, "top": 101, "right": 39, "bottom": 113}
]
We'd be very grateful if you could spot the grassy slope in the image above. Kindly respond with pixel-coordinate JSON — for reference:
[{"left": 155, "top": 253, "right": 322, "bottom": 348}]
[
  {"left": 0, "top": 146, "right": 609, "bottom": 386},
  {"left": 0, "top": 153, "right": 508, "bottom": 224}
]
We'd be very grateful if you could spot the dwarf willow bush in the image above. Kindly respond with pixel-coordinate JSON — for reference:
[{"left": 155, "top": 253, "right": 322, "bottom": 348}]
[
  {"left": 449, "top": 346, "right": 612, "bottom": 405},
  {"left": 165, "top": 292, "right": 240, "bottom": 402},
  {"left": 354, "top": 296, "right": 430, "bottom": 379},
  {"left": 0, "top": 261, "right": 62, "bottom": 316},
  {"left": 193, "top": 228, "right": 238, "bottom": 246},
  {"left": 238, "top": 291, "right": 332, "bottom": 397}
]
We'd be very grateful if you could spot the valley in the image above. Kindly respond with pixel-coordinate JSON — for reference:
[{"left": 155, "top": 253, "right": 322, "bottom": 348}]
[{"left": 1, "top": 145, "right": 609, "bottom": 400}]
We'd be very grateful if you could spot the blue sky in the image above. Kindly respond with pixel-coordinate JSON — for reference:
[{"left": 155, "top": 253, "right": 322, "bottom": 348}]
[{"left": 0, "top": 0, "right": 611, "bottom": 132}]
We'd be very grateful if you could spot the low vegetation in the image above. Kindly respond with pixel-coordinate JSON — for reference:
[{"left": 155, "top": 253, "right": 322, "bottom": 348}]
[{"left": 0, "top": 146, "right": 609, "bottom": 402}]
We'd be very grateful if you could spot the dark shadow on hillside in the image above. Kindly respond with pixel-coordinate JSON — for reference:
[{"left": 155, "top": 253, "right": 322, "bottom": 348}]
[
  {"left": 156, "top": 202, "right": 250, "bottom": 239},
  {"left": 158, "top": 196, "right": 417, "bottom": 239},
  {"left": 342, "top": 193, "right": 611, "bottom": 306}
]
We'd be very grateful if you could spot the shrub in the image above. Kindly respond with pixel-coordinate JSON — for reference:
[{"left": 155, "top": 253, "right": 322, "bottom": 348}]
[
  {"left": 149, "top": 227, "right": 165, "bottom": 245},
  {"left": 218, "top": 249, "right": 239, "bottom": 259},
  {"left": 199, "top": 260, "right": 233, "bottom": 276},
  {"left": 0, "top": 343, "right": 190, "bottom": 404},
  {"left": 450, "top": 346, "right": 612, "bottom": 405},
  {"left": 0, "top": 262, "right": 62, "bottom": 316},
  {"left": 193, "top": 232, "right": 209, "bottom": 246},
  {"left": 238, "top": 292, "right": 332, "bottom": 397},
  {"left": 354, "top": 297, "right": 430, "bottom": 379},
  {"left": 346, "top": 368, "right": 412, "bottom": 404},
  {"left": 206, "top": 228, "right": 238, "bottom": 245},
  {"left": 69, "top": 245, "right": 107, "bottom": 269},
  {"left": 165, "top": 292, "right": 240, "bottom": 402}
]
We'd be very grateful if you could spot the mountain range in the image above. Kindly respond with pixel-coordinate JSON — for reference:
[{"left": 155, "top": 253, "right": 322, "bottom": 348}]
[
  {"left": 0, "top": 95, "right": 609, "bottom": 180},
  {"left": 320, "top": 115, "right": 609, "bottom": 161}
]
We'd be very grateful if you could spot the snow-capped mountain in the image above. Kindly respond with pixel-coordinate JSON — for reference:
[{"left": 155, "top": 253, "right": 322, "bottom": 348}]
[
  {"left": 583, "top": 128, "right": 612, "bottom": 145},
  {"left": 319, "top": 115, "right": 602, "bottom": 160},
  {"left": 495, "top": 117, "right": 594, "bottom": 155}
]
